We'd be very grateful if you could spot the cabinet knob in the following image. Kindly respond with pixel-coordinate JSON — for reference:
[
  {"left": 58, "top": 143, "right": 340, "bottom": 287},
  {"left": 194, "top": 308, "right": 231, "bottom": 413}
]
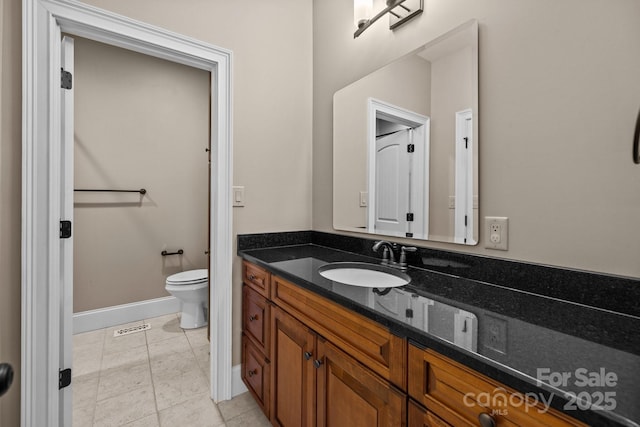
[
  {"left": 478, "top": 412, "right": 496, "bottom": 427},
  {"left": 313, "top": 359, "right": 323, "bottom": 369},
  {"left": 303, "top": 351, "right": 312, "bottom": 360},
  {"left": 249, "top": 274, "right": 256, "bottom": 280},
  {"left": 248, "top": 315, "right": 258, "bottom": 322},
  {"left": 247, "top": 369, "right": 257, "bottom": 378}
]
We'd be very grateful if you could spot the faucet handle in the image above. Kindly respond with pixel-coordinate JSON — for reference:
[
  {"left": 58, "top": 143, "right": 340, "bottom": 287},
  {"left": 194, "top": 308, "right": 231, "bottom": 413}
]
[{"left": 399, "top": 246, "right": 418, "bottom": 270}]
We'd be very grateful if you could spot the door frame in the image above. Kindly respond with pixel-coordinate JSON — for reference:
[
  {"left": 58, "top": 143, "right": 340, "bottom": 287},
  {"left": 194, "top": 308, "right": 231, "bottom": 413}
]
[
  {"left": 22, "top": 1, "right": 233, "bottom": 426},
  {"left": 367, "top": 98, "right": 430, "bottom": 238}
]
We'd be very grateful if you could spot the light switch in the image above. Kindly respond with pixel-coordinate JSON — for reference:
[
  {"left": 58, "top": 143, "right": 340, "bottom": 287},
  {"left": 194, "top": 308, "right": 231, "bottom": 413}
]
[
  {"left": 359, "top": 191, "right": 368, "bottom": 207},
  {"left": 233, "top": 186, "right": 245, "bottom": 207}
]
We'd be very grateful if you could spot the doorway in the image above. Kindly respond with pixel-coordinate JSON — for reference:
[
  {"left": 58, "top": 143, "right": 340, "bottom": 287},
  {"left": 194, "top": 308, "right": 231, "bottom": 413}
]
[{"left": 22, "top": 2, "right": 233, "bottom": 426}]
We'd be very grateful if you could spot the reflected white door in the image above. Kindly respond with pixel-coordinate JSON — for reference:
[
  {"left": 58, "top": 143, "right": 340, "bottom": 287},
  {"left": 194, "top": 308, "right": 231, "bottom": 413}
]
[
  {"left": 374, "top": 130, "right": 410, "bottom": 236},
  {"left": 60, "top": 35, "right": 75, "bottom": 427}
]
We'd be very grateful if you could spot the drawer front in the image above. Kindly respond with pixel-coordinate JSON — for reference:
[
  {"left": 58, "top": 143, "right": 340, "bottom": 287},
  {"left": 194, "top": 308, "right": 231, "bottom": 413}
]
[
  {"left": 271, "top": 275, "right": 407, "bottom": 389},
  {"left": 243, "top": 285, "right": 270, "bottom": 355},
  {"left": 408, "top": 345, "right": 586, "bottom": 427},
  {"left": 408, "top": 400, "right": 452, "bottom": 427},
  {"left": 243, "top": 261, "right": 270, "bottom": 297},
  {"left": 242, "top": 334, "right": 270, "bottom": 418}
]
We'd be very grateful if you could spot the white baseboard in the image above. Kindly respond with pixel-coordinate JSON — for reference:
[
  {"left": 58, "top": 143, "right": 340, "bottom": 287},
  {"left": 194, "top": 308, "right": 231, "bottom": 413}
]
[
  {"left": 231, "top": 364, "right": 248, "bottom": 397},
  {"left": 73, "top": 296, "right": 181, "bottom": 334}
]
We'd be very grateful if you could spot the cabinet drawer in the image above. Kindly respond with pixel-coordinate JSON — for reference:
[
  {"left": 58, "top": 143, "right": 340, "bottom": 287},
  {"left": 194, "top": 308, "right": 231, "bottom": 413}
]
[
  {"left": 242, "top": 334, "right": 270, "bottom": 418},
  {"left": 408, "top": 344, "right": 586, "bottom": 427},
  {"left": 271, "top": 275, "right": 407, "bottom": 389},
  {"left": 408, "top": 400, "right": 451, "bottom": 427},
  {"left": 243, "top": 260, "right": 270, "bottom": 297},
  {"left": 243, "top": 285, "right": 270, "bottom": 355}
]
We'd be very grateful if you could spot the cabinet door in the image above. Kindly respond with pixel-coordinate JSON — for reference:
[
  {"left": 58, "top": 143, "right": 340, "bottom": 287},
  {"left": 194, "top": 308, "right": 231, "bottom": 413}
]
[
  {"left": 408, "top": 400, "right": 451, "bottom": 427},
  {"left": 316, "top": 338, "right": 406, "bottom": 427},
  {"left": 242, "top": 334, "right": 270, "bottom": 417},
  {"left": 243, "top": 285, "right": 270, "bottom": 355},
  {"left": 271, "top": 307, "right": 316, "bottom": 427}
]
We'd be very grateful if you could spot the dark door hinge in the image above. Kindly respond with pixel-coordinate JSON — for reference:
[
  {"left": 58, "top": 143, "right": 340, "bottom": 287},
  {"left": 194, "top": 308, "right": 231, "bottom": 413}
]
[
  {"left": 405, "top": 232, "right": 413, "bottom": 238},
  {"left": 464, "top": 137, "right": 469, "bottom": 148},
  {"left": 407, "top": 144, "right": 415, "bottom": 153},
  {"left": 464, "top": 215, "right": 468, "bottom": 226},
  {"left": 61, "top": 68, "right": 72, "bottom": 90},
  {"left": 405, "top": 308, "right": 414, "bottom": 319},
  {"left": 59, "top": 368, "right": 71, "bottom": 389},
  {"left": 406, "top": 213, "right": 414, "bottom": 222},
  {"left": 60, "top": 220, "right": 72, "bottom": 239}
]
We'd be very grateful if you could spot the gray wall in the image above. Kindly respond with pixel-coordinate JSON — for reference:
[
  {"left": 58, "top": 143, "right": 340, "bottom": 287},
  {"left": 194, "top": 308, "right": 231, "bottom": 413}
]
[{"left": 313, "top": 0, "right": 640, "bottom": 278}]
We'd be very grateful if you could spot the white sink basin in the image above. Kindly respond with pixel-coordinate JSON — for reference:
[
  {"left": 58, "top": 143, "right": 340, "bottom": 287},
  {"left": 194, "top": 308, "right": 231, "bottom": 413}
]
[{"left": 317, "top": 262, "right": 410, "bottom": 288}]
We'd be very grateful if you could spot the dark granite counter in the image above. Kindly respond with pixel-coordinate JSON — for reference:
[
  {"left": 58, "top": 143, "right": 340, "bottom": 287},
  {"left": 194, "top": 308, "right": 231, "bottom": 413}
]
[{"left": 238, "top": 231, "right": 640, "bottom": 427}]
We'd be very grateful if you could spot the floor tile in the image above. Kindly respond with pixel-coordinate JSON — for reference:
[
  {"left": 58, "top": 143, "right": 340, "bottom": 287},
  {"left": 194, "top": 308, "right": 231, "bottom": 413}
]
[
  {"left": 145, "top": 314, "right": 183, "bottom": 344},
  {"left": 72, "top": 312, "right": 262, "bottom": 427},
  {"left": 153, "top": 365, "right": 210, "bottom": 410},
  {"left": 124, "top": 413, "right": 161, "bottom": 427},
  {"left": 93, "top": 385, "right": 156, "bottom": 427},
  {"left": 97, "top": 360, "right": 152, "bottom": 402},
  {"left": 101, "top": 342, "right": 149, "bottom": 371},
  {"left": 72, "top": 371, "right": 100, "bottom": 410},
  {"left": 225, "top": 407, "right": 271, "bottom": 427},
  {"left": 158, "top": 392, "right": 225, "bottom": 427},
  {"left": 218, "top": 392, "right": 260, "bottom": 421}
]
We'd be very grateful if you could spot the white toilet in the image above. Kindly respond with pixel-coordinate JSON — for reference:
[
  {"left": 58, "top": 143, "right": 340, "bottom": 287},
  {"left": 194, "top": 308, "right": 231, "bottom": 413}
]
[{"left": 165, "top": 269, "right": 209, "bottom": 329}]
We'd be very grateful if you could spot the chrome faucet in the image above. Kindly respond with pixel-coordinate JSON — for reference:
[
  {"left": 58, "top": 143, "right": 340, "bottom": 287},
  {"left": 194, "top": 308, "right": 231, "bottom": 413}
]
[
  {"left": 372, "top": 240, "right": 397, "bottom": 265},
  {"left": 372, "top": 241, "right": 417, "bottom": 271}
]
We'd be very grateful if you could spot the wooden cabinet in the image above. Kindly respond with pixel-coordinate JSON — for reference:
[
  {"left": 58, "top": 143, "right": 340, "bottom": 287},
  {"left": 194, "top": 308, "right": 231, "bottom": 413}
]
[
  {"left": 241, "top": 260, "right": 586, "bottom": 427},
  {"left": 407, "top": 344, "right": 587, "bottom": 427},
  {"left": 316, "top": 337, "right": 406, "bottom": 427},
  {"left": 270, "top": 306, "right": 405, "bottom": 427},
  {"left": 270, "top": 307, "right": 316, "bottom": 427}
]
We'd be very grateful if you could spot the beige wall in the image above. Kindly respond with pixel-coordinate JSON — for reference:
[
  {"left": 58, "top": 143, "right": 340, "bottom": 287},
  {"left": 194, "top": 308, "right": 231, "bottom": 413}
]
[
  {"left": 73, "top": 37, "right": 210, "bottom": 312},
  {"left": 314, "top": 0, "right": 640, "bottom": 278},
  {"left": 77, "top": 0, "right": 314, "bottom": 365},
  {"left": 0, "top": 0, "right": 22, "bottom": 423}
]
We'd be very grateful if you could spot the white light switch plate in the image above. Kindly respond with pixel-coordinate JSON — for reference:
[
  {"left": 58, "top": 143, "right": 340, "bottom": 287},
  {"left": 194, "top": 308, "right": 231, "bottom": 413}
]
[
  {"left": 485, "top": 217, "right": 508, "bottom": 250},
  {"left": 233, "top": 186, "right": 245, "bottom": 207}
]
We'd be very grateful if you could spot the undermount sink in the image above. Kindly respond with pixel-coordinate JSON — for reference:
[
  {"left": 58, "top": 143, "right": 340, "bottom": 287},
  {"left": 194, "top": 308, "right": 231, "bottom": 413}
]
[{"left": 317, "top": 262, "right": 411, "bottom": 288}]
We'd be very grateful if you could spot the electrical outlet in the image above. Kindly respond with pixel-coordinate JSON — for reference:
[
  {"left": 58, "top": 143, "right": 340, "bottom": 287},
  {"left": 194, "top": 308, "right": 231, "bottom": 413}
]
[
  {"left": 483, "top": 315, "right": 507, "bottom": 355},
  {"left": 485, "top": 217, "right": 508, "bottom": 250}
]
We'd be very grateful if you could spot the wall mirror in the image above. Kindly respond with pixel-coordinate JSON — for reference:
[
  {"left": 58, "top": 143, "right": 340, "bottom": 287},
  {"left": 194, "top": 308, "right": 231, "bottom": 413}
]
[{"left": 333, "top": 19, "right": 479, "bottom": 244}]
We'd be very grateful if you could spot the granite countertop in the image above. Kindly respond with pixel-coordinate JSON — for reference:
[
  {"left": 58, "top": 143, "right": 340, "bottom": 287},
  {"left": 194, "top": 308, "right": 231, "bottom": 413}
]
[{"left": 238, "top": 237, "right": 640, "bottom": 427}]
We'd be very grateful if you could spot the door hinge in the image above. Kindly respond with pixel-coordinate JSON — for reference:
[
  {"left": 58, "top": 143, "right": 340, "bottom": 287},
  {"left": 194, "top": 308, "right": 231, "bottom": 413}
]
[
  {"left": 60, "top": 220, "right": 72, "bottom": 239},
  {"left": 407, "top": 144, "right": 415, "bottom": 153},
  {"left": 61, "top": 68, "right": 72, "bottom": 90},
  {"left": 464, "top": 215, "right": 468, "bottom": 226},
  {"left": 59, "top": 368, "right": 71, "bottom": 389},
  {"left": 405, "top": 232, "right": 413, "bottom": 238},
  {"left": 406, "top": 213, "right": 414, "bottom": 222},
  {"left": 405, "top": 308, "right": 414, "bottom": 319},
  {"left": 463, "top": 137, "right": 469, "bottom": 149}
]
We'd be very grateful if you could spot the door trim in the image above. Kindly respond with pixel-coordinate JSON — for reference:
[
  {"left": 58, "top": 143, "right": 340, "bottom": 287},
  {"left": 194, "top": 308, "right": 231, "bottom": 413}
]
[{"left": 22, "top": 1, "right": 233, "bottom": 425}]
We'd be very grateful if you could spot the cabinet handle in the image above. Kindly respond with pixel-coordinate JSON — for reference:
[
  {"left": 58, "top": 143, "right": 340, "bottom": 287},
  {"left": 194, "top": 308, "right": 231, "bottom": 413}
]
[
  {"left": 249, "top": 274, "right": 256, "bottom": 280},
  {"left": 313, "top": 359, "right": 323, "bottom": 369},
  {"left": 478, "top": 412, "right": 496, "bottom": 427},
  {"left": 303, "top": 351, "right": 312, "bottom": 360},
  {"left": 247, "top": 369, "right": 257, "bottom": 378},
  {"left": 248, "top": 315, "right": 258, "bottom": 322}
]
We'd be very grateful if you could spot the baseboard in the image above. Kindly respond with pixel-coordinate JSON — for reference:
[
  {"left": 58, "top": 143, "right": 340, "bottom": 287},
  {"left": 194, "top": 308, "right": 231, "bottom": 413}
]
[
  {"left": 231, "top": 364, "right": 248, "bottom": 397},
  {"left": 73, "top": 296, "right": 181, "bottom": 334}
]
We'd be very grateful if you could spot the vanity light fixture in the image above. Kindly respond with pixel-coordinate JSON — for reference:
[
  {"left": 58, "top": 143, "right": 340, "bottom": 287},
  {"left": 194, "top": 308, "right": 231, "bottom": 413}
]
[{"left": 354, "top": 0, "right": 423, "bottom": 38}]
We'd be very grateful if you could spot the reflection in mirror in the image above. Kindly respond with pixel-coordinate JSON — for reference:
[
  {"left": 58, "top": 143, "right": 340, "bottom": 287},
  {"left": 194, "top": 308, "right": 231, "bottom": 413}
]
[{"left": 333, "top": 19, "right": 478, "bottom": 244}]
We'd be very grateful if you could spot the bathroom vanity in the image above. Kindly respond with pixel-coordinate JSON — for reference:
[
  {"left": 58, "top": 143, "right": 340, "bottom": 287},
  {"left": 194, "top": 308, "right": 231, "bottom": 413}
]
[{"left": 238, "top": 232, "right": 640, "bottom": 427}]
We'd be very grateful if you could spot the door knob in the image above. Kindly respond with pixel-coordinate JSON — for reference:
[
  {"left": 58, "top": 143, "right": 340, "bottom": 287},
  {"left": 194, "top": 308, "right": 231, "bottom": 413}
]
[
  {"left": 478, "top": 412, "right": 496, "bottom": 427},
  {"left": 0, "top": 363, "right": 14, "bottom": 398}
]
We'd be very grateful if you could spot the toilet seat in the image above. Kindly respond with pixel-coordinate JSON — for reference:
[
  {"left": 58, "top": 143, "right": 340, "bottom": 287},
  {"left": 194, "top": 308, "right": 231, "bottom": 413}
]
[{"left": 166, "top": 269, "right": 208, "bottom": 286}]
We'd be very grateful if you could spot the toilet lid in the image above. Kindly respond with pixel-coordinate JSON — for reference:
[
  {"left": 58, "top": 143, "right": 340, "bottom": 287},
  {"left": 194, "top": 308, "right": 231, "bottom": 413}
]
[{"left": 166, "top": 269, "right": 208, "bottom": 285}]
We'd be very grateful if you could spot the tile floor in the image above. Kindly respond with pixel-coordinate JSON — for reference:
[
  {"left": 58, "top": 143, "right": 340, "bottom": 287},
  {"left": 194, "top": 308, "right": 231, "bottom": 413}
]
[{"left": 73, "top": 313, "right": 271, "bottom": 426}]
